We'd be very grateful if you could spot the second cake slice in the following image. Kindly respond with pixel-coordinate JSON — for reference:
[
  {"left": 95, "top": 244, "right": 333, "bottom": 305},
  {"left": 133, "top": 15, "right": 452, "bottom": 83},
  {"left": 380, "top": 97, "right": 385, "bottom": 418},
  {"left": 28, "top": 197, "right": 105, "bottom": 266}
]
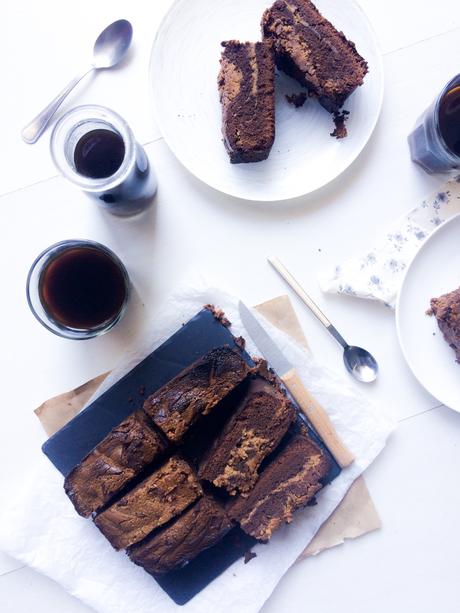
[
  {"left": 199, "top": 371, "right": 296, "bottom": 495},
  {"left": 94, "top": 456, "right": 202, "bottom": 550},
  {"left": 219, "top": 40, "right": 275, "bottom": 163}
]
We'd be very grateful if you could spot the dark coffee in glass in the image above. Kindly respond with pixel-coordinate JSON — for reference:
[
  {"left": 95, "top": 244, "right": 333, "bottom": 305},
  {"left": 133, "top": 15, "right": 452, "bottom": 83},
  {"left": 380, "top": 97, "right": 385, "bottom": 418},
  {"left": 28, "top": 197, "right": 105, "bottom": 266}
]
[
  {"left": 408, "top": 74, "right": 460, "bottom": 174},
  {"left": 73, "top": 129, "right": 126, "bottom": 179},
  {"left": 27, "top": 240, "right": 130, "bottom": 339},
  {"left": 51, "top": 106, "right": 157, "bottom": 217}
]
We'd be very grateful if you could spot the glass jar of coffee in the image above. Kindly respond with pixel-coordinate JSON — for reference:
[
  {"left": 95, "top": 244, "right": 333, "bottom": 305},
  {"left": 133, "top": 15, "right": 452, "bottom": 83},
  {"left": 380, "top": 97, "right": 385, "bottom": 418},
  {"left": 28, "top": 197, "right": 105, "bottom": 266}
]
[
  {"left": 26, "top": 240, "right": 130, "bottom": 339},
  {"left": 51, "top": 105, "right": 157, "bottom": 216},
  {"left": 408, "top": 74, "right": 460, "bottom": 174}
]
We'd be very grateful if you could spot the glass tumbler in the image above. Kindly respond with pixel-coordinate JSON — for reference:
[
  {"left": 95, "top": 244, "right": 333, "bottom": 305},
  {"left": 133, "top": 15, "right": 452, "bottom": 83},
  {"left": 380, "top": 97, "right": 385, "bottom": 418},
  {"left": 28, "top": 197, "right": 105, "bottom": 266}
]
[
  {"left": 51, "top": 105, "right": 157, "bottom": 217},
  {"left": 26, "top": 239, "right": 131, "bottom": 339},
  {"left": 408, "top": 74, "right": 460, "bottom": 174}
]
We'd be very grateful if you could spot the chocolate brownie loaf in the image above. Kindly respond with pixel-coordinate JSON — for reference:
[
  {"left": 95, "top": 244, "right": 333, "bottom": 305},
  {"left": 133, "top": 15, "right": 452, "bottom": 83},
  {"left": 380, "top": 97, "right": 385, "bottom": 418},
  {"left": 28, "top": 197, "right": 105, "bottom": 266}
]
[
  {"left": 64, "top": 411, "right": 167, "bottom": 517},
  {"left": 429, "top": 287, "right": 460, "bottom": 361},
  {"left": 94, "top": 456, "right": 202, "bottom": 550},
  {"left": 218, "top": 40, "right": 275, "bottom": 163},
  {"left": 143, "top": 347, "right": 250, "bottom": 443},
  {"left": 199, "top": 374, "right": 296, "bottom": 495},
  {"left": 262, "top": 0, "right": 368, "bottom": 113},
  {"left": 128, "top": 495, "right": 233, "bottom": 574},
  {"left": 228, "top": 424, "right": 330, "bottom": 541}
]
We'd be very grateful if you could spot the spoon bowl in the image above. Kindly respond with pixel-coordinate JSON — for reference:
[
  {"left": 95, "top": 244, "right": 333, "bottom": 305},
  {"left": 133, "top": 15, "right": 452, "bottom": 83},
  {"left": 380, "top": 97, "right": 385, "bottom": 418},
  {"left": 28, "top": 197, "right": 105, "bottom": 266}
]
[
  {"left": 343, "top": 345, "right": 379, "bottom": 383},
  {"left": 93, "top": 19, "right": 133, "bottom": 69}
]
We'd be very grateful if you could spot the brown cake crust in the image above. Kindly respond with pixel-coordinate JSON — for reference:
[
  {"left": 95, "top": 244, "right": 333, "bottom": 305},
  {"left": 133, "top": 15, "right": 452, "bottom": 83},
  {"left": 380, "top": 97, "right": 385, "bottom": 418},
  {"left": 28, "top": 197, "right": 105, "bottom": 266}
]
[
  {"left": 218, "top": 40, "right": 275, "bottom": 163},
  {"left": 64, "top": 411, "right": 167, "bottom": 518},
  {"left": 429, "top": 287, "right": 460, "bottom": 361},
  {"left": 198, "top": 375, "right": 296, "bottom": 495},
  {"left": 228, "top": 425, "right": 331, "bottom": 541},
  {"left": 143, "top": 347, "right": 250, "bottom": 442},
  {"left": 94, "top": 456, "right": 202, "bottom": 550},
  {"left": 128, "top": 495, "right": 233, "bottom": 574},
  {"left": 262, "top": 0, "right": 368, "bottom": 113}
]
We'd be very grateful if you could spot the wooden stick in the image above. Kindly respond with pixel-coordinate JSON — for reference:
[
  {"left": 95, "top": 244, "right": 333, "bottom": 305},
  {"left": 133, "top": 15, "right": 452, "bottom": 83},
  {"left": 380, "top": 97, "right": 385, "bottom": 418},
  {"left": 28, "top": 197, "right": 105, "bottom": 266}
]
[{"left": 281, "top": 368, "right": 355, "bottom": 468}]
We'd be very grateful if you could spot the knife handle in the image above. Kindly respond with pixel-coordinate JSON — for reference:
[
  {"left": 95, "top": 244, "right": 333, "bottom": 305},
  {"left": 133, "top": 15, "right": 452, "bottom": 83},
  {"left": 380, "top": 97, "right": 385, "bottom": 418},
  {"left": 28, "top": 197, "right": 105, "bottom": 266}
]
[{"left": 281, "top": 368, "right": 355, "bottom": 468}]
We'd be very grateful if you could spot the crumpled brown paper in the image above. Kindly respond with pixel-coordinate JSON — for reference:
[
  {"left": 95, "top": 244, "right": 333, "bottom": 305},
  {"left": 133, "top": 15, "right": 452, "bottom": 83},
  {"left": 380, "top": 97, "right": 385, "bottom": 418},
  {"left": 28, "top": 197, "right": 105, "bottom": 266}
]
[{"left": 34, "top": 295, "right": 381, "bottom": 560}]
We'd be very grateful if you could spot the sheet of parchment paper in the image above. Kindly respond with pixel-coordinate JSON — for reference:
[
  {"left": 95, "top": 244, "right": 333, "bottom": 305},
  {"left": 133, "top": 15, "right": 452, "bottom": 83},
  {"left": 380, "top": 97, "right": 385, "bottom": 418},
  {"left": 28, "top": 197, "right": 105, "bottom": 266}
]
[{"left": 0, "top": 286, "right": 394, "bottom": 613}]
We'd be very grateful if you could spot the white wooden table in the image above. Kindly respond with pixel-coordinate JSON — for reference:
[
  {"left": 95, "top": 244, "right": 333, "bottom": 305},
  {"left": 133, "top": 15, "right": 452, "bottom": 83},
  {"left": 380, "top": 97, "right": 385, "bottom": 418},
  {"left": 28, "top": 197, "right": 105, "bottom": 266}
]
[{"left": 2, "top": 1, "right": 460, "bottom": 611}]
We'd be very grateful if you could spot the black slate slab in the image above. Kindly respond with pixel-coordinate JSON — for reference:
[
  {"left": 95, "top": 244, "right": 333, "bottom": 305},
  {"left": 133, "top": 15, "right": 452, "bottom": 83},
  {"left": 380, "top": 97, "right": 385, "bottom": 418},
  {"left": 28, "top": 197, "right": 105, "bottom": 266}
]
[{"left": 42, "top": 307, "right": 341, "bottom": 605}]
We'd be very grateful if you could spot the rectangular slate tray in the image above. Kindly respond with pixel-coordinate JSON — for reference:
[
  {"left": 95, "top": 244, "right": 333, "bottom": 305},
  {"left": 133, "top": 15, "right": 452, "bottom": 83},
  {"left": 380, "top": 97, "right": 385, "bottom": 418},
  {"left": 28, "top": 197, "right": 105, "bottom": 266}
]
[{"left": 42, "top": 307, "right": 341, "bottom": 605}]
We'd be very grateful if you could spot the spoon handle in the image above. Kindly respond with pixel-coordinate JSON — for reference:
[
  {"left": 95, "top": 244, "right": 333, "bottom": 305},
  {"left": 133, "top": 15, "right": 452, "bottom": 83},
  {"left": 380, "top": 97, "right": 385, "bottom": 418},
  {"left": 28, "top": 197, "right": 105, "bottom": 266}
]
[
  {"left": 268, "top": 257, "right": 348, "bottom": 348},
  {"left": 21, "top": 67, "right": 93, "bottom": 144}
]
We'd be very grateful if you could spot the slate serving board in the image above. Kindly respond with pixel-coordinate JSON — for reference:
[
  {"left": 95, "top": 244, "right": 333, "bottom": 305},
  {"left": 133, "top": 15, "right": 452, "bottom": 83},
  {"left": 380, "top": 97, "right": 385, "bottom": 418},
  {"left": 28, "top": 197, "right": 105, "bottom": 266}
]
[{"left": 42, "top": 307, "right": 341, "bottom": 605}]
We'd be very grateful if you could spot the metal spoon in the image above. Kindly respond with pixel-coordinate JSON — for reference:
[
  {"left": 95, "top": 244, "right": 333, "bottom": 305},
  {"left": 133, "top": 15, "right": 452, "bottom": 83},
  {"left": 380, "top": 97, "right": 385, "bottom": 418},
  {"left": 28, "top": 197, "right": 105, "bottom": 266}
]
[
  {"left": 268, "top": 257, "right": 379, "bottom": 383},
  {"left": 21, "top": 19, "right": 133, "bottom": 144}
]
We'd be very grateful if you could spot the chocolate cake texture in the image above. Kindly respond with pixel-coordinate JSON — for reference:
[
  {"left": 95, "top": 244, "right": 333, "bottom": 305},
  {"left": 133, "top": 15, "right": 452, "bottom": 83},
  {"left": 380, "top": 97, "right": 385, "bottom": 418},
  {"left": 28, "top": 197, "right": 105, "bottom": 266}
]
[
  {"left": 218, "top": 40, "right": 275, "bottom": 163},
  {"left": 262, "top": 0, "right": 368, "bottom": 113},
  {"left": 228, "top": 424, "right": 331, "bottom": 541},
  {"left": 199, "top": 374, "right": 296, "bottom": 495},
  {"left": 128, "top": 495, "right": 233, "bottom": 574},
  {"left": 143, "top": 346, "right": 250, "bottom": 443},
  {"left": 64, "top": 410, "right": 167, "bottom": 518},
  {"left": 429, "top": 287, "right": 460, "bottom": 362},
  {"left": 94, "top": 456, "right": 202, "bottom": 550}
]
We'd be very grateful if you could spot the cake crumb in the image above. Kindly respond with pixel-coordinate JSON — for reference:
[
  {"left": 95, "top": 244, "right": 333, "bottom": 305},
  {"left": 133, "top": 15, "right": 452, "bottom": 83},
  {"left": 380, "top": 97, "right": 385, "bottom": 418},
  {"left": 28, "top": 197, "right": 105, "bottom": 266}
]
[
  {"left": 285, "top": 92, "right": 308, "bottom": 108},
  {"left": 330, "top": 110, "right": 350, "bottom": 139},
  {"left": 244, "top": 550, "right": 257, "bottom": 564},
  {"left": 204, "top": 304, "right": 231, "bottom": 327},
  {"left": 235, "top": 336, "right": 246, "bottom": 350}
]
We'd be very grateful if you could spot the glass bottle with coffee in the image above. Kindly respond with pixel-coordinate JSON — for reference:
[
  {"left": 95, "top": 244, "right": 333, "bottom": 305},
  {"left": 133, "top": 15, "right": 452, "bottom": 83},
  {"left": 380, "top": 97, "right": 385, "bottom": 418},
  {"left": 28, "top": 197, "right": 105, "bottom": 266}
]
[
  {"left": 408, "top": 74, "right": 460, "bottom": 174},
  {"left": 51, "top": 105, "right": 157, "bottom": 216}
]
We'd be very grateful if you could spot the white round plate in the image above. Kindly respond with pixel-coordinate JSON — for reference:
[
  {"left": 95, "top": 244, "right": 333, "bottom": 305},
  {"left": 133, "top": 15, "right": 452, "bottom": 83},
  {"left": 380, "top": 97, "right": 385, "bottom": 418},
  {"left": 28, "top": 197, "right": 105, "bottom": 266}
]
[
  {"left": 149, "top": 0, "right": 384, "bottom": 202},
  {"left": 396, "top": 214, "right": 460, "bottom": 412}
]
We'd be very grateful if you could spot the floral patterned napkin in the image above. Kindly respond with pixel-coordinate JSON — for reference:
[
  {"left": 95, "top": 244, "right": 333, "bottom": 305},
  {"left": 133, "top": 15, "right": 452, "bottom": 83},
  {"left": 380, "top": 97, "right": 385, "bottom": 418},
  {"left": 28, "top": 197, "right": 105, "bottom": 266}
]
[{"left": 319, "top": 175, "right": 460, "bottom": 307}]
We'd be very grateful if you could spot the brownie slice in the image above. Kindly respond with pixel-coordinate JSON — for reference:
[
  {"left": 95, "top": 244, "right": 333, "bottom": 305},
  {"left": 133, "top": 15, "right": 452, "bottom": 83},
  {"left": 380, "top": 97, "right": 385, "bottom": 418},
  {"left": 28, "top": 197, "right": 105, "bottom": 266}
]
[
  {"left": 262, "top": 0, "right": 368, "bottom": 113},
  {"left": 128, "top": 495, "right": 233, "bottom": 574},
  {"left": 228, "top": 425, "right": 331, "bottom": 541},
  {"left": 199, "top": 374, "right": 296, "bottom": 495},
  {"left": 143, "top": 347, "right": 250, "bottom": 443},
  {"left": 429, "top": 287, "right": 460, "bottom": 361},
  {"left": 64, "top": 410, "right": 167, "bottom": 518},
  {"left": 94, "top": 456, "right": 202, "bottom": 550},
  {"left": 218, "top": 40, "right": 275, "bottom": 163}
]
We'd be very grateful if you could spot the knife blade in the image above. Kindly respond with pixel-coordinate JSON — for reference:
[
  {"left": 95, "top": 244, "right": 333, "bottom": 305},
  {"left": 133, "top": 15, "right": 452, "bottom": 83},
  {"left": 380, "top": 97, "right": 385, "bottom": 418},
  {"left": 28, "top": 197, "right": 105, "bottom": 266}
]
[
  {"left": 238, "top": 301, "right": 292, "bottom": 376},
  {"left": 238, "top": 301, "right": 354, "bottom": 468}
]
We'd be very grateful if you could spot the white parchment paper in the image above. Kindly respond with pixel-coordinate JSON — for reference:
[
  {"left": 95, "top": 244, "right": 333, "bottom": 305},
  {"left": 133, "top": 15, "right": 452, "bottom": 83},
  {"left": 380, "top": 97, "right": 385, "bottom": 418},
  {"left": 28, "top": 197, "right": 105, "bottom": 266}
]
[{"left": 0, "top": 286, "right": 394, "bottom": 613}]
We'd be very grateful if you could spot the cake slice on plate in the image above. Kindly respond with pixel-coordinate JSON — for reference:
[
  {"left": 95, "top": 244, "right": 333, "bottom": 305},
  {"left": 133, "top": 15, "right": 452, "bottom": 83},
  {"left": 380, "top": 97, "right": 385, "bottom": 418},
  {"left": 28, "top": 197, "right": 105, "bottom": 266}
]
[
  {"left": 218, "top": 40, "right": 275, "bottom": 163},
  {"left": 428, "top": 286, "right": 460, "bottom": 362},
  {"left": 262, "top": 0, "right": 368, "bottom": 113}
]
